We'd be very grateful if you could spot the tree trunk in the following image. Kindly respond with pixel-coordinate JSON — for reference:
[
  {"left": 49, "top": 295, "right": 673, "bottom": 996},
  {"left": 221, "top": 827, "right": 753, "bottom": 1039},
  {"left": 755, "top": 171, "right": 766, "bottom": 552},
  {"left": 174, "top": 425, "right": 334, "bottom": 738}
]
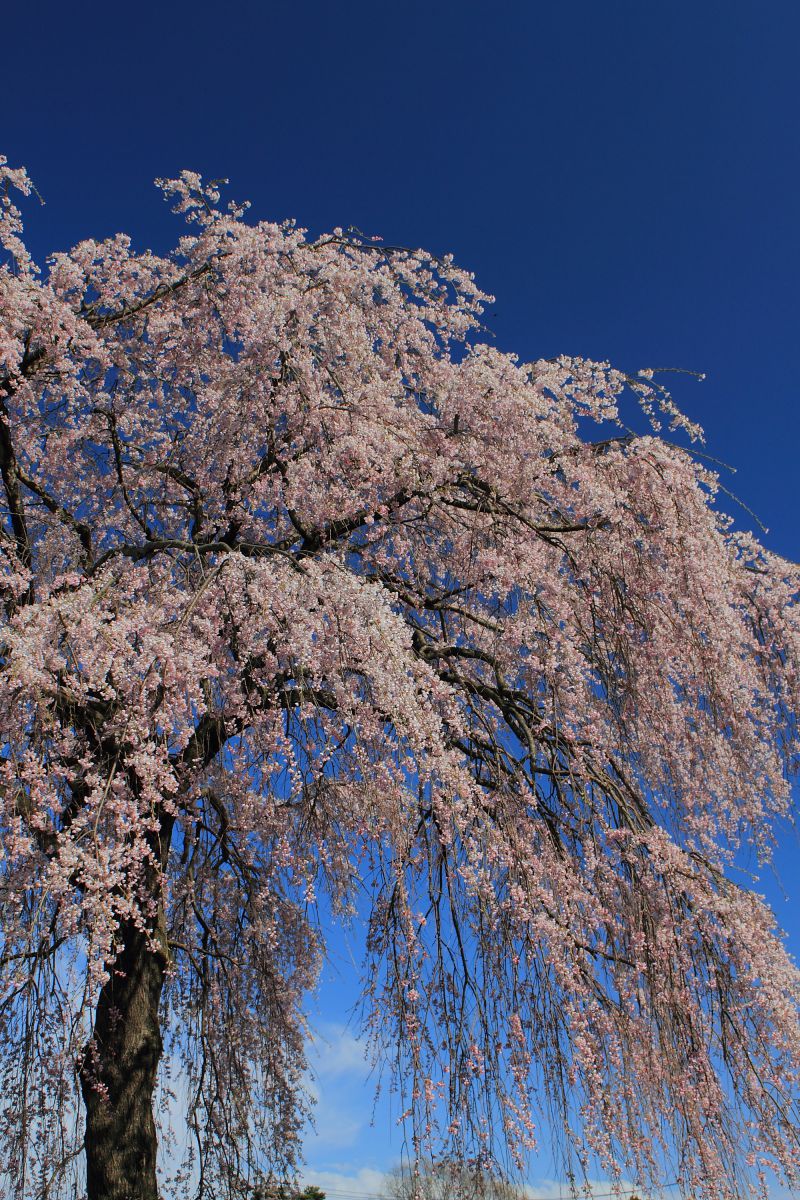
[{"left": 79, "top": 916, "right": 168, "bottom": 1200}]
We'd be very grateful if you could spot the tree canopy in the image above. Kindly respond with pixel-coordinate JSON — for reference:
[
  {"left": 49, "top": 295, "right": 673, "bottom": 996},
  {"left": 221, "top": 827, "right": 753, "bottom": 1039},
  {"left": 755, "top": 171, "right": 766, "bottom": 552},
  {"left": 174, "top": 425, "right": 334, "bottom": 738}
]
[
  {"left": 0, "top": 156, "right": 798, "bottom": 1200},
  {"left": 384, "top": 1159, "right": 526, "bottom": 1200}
]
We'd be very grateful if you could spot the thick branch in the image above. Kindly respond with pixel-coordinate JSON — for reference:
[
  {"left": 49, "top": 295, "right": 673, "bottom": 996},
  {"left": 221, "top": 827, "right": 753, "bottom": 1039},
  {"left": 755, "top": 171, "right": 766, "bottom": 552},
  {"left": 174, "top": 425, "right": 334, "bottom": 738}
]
[
  {"left": 81, "top": 261, "right": 215, "bottom": 331},
  {"left": 0, "top": 393, "right": 32, "bottom": 574},
  {"left": 16, "top": 467, "right": 93, "bottom": 562}
]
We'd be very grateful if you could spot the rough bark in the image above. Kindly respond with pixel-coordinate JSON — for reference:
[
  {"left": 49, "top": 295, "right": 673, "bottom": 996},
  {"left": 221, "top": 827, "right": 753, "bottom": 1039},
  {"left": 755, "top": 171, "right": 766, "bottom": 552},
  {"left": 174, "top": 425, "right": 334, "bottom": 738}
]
[
  {"left": 79, "top": 814, "right": 174, "bottom": 1200},
  {"left": 79, "top": 916, "right": 168, "bottom": 1200}
]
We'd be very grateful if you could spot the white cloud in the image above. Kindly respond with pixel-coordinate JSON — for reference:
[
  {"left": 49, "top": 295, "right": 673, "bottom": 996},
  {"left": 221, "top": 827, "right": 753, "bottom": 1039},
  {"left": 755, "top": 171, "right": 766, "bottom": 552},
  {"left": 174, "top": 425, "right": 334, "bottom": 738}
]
[
  {"left": 309, "top": 1021, "right": 372, "bottom": 1080},
  {"left": 303, "top": 1021, "right": 378, "bottom": 1150},
  {"left": 301, "top": 1165, "right": 389, "bottom": 1198},
  {"left": 308, "top": 1102, "right": 366, "bottom": 1149}
]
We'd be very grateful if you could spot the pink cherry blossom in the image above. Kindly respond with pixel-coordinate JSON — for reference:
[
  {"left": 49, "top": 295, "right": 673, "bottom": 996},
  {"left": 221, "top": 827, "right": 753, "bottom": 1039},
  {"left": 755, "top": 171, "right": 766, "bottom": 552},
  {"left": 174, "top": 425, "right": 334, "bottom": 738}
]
[{"left": 0, "top": 157, "right": 798, "bottom": 1200}]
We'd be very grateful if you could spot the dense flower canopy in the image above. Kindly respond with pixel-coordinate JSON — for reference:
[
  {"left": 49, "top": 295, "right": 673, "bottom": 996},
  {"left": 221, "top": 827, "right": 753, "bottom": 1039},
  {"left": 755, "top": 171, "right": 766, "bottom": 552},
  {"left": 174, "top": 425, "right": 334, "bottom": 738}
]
[{"left": 0, "top": 156, "right": 798, "bottom": 1200}]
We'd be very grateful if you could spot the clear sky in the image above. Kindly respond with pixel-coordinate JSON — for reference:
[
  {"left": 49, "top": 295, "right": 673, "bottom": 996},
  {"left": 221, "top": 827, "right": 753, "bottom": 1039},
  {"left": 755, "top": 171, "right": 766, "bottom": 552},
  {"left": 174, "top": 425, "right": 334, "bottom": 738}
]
[{"left": 5, "top": 2, "right": 800, "bottom": 1195}]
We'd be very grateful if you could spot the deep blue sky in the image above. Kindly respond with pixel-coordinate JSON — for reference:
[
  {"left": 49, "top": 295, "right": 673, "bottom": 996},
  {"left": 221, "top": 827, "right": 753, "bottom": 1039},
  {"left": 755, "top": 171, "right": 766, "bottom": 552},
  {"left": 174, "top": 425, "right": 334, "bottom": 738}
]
[{"left": 5, "top": 1, "right": 800, "bottom": 1192}]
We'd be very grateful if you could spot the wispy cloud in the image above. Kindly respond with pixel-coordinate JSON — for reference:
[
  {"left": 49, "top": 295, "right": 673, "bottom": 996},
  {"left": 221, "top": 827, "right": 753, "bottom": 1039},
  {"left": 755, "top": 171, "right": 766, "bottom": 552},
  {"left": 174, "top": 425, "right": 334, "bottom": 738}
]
[
  {"left": 310, "top": 1021, "right": 372, "bottom": 1080},
  {"left": 301, "top": 1165, "right": 389, "bottom": 1198},
  {"left": 304, "top": 1021, "right": 378, "bottom": 1152}
]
